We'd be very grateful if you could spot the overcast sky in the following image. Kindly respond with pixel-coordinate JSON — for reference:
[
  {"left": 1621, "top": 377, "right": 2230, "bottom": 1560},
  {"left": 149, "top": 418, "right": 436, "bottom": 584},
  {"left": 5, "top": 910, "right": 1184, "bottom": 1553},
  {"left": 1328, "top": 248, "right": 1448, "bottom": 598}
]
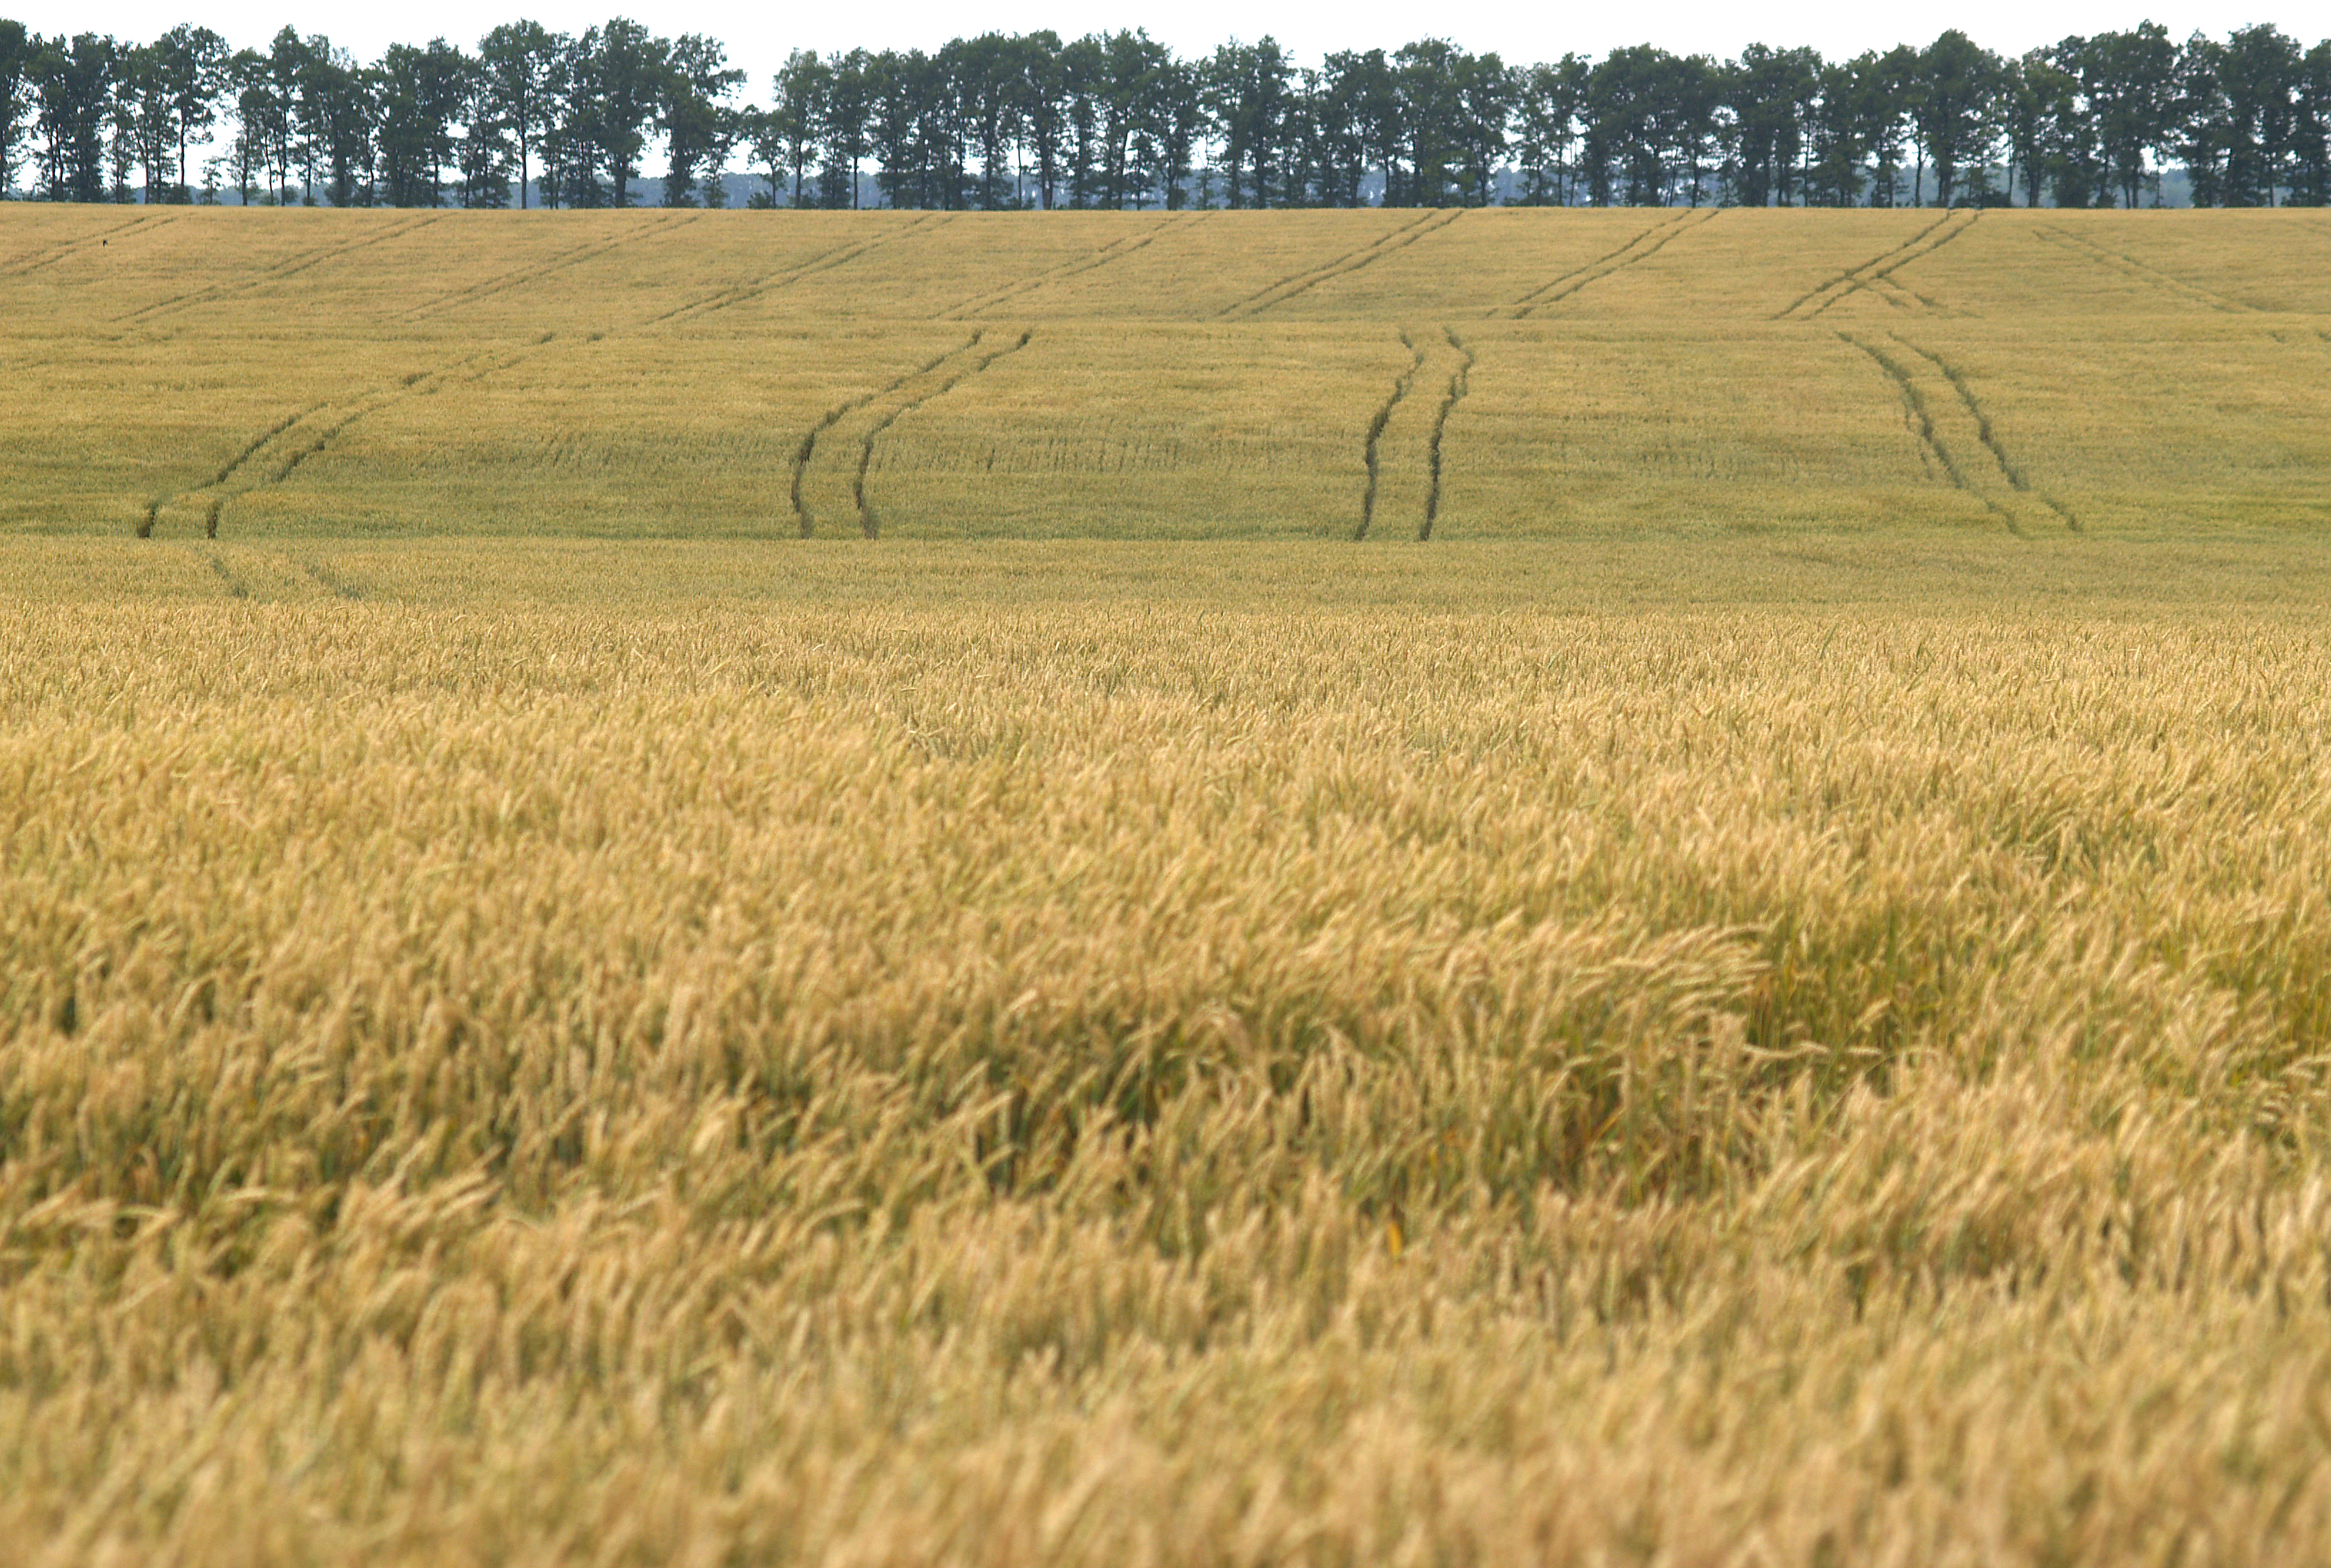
[{"left": 6, "top": 1, "right": 2312, "bottom": 81}]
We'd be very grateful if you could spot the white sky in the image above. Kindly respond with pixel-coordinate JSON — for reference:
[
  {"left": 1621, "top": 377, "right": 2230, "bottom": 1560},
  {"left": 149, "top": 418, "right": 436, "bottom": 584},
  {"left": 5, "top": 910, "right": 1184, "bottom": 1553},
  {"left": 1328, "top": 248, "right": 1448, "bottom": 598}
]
[{"left": 9, "top": 1, "right": 2317, "bottom": 87}]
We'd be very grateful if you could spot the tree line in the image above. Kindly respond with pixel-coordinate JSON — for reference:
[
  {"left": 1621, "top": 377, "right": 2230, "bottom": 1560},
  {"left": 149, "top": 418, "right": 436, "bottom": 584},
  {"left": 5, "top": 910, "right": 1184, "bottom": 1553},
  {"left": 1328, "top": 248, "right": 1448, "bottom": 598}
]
[{"left": 1, "top": 18, "right": 2327, "bottom": 210}]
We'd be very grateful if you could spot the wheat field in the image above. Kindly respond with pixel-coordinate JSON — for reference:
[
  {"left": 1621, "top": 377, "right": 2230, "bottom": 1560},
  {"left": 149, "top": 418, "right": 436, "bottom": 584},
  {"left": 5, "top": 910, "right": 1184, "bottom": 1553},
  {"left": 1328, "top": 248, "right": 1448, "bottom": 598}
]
[
  {"left": 8, "top": 210, "right": 2331, "bottom": 1564},
  {"left": 5, "top": 206, "right": 2331, "bottom": 539}
]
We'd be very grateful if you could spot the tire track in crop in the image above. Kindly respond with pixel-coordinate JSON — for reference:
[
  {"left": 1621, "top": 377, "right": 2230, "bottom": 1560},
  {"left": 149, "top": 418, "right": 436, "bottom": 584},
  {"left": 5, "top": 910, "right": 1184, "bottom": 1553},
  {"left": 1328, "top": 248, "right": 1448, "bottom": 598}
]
[
  {"left": 1357, "top": 331, "right": 1428, "bottom": 540},
  {"left": 181, "top": 542, "right": 358, "bottom": 599},
  {"left": 0, "top": 213, "right": 176, "bottom": 277},
  {"left": 1838, "top": 330, "right": 2061, "bottom": 536},
  {"left": 1889, "top": 334, "right": 2080, "bottom": 530},
  {"left": 1498, "top": 213, "right": 1683, "bottom": 316},
  {"left": 2030, "top": 224, "right": 2253, "bottom": 313},
  {"left": 203, "top": 549, "right": 251, "bottom": 598},
  {"left": 1865, "top": 268, "right": 1965, "bottom": 317},
  {"left": 145, "top": 338, "right": 556, "bottom": 537},
  {"left": 1215, "top": 210, "right": 1461, "bottom": 320},
  {"left": 649, "top": 239, "right": 856, "bottom": 323},
  {"left": 1505, "top": 209, "right": 1717, "bottom": 318},
  {"left": 141, "top": 399, "right": 329, "bottom": 536},
  {"left": 939, "top": 213, "right": 1200, "bottom": 318},
  {"left": 267, "top": 341, "right": 553, "bottom": 486},
  {"left": 855, "top": 329, "right": 1036, "bottom": 538},
  {"left": 405, "top": 214, "right": 706, "bottom": 321},
  {"left": 654, "top": 213, "right": 947, "bottom": 326},
  {"left": 788, "top": 333, "right": 988, "bottom": 536},
  {"left": 1775, "top": 211, "right": 1977, "bottom": 321},
  {"left": 1839, "top": 331, "right": 2008, "bottom": 529},
  {"left": 142, "top": 201, "right": 932, "bottom": 538},
  {"left": 1418, "top": 328, "right": 1475, "bottom": 541},
  {"left": 286, "top": 552, "right": 362, "bottom": 599},
  {"left": 118, "top": 216, "right": 443, "bottom": 323}
]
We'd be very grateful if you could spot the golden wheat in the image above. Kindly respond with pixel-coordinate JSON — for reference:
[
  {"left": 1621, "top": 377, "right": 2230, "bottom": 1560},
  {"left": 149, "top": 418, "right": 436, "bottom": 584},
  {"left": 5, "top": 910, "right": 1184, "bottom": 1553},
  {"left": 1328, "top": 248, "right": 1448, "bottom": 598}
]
[
  {"left": 4, "top": 207, "right": 2331, "bottom": 539},
  {"left": 0, "top": 539, "right": 2328, "bottom": 1563}
]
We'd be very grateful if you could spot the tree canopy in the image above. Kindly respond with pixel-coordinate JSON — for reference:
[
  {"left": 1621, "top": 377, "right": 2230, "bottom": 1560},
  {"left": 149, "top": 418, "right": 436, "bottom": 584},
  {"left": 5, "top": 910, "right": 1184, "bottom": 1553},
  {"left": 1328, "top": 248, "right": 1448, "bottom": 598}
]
[{"left": 3, "top": 17, "right": 2326, "bottom": 208}]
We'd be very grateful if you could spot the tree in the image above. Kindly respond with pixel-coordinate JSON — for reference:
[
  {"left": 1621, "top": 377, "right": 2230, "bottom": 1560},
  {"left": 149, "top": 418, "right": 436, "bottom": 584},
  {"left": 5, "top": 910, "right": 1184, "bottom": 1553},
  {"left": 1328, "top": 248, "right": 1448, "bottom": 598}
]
[
  {"left": 1309, "top": 51, "right": 1385, "bottom": 206},
  {"left": 147, "top": 24, "right": 226, "bottom": 200},
  {"left": 661, "top": 33, "right": 742, "bottom": 206},
  {"left": 939, "top": 34, "right": 1017, "bottom": 208},
  {"left": 1726, "top": 44, "right": 1820, "bottom": 206},
  {"left": 31, "top": 32, "right": 116, "bottom": 202},
  {"left": 1391, "top": 40, "right": 1464, "bottom": 205},
  {"left": 1446, "top": 47, "right": 1515, "bottom": 206},
  {"left": 2218, "top": 24, "right": 2303, "bottom": 204},
  {"left": 586, "top": 18, "right": 668, "bottom": 206},
  {"left": 221, "top": 47, "right": 271, "bottom": 201},
  {"left": 2077, "top": 24, "right": 2177, "bottom": 206},
  {"left": 818, "top": 49, "right": 873, "bottom": 208},
  {"left": 1091, "top": 30, "right": 1170, "bottom": 208},
  {"left": 1513, "top": 55, "right": 1588, "bottom": 204},
  {"left": 2295, "top": 39, "right": 2331, "bottom": 205},
  {"left": 1910, "top": 31, "right": 2005, "bottom": 206},
  {"left": 116, "top": 41, "right": 176, "bottom": 201},
  {"left": 375, "top": 39, "right": 466, "bottom": 206},
  {"left": 1800, "top": 54, "right": 1876, "bottom": 205},
  {"left": 863, "top": 49, "right": 928, "bottom": 208},
  {"left": 1583, "top": 45, "right": 1703, "bottom": 205},
  {"left": 1153, "top": 57, "right": 1205, "bottom": 209},
  {"left": 766, "top": 49, "right": 830, "bottom": 206},
  {"left": 480, "top": 22, "right": 558, "bottom": 208},
  {"left": 0, "top": 20, "right": 29, "bottom": 196},
  {"left": 258, "top": 28, "right": 316, "bottom": 202},
  {"left": 460, "top": 55, "right": 513, "bottom": 206},
  {"left": 540, "top": 34, "right": 601, "bottom": 207},
  {"left": 1011, "top": 33, "right": 1066, "bottom": 208},
  {"left": 1205, "top": 37, "right": 1295, "bottom": 207},
  {"left": 296, "top": 36, "right": 373, "bottom": 207},
  {"left": 2000, "top": 50, "right": 2075, "bottom": 206}
]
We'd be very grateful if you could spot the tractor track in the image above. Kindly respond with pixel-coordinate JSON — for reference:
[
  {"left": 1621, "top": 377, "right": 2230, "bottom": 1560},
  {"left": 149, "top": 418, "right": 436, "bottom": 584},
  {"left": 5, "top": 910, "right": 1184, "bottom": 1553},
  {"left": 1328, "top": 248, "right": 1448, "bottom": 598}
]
[
  {"left": 141, "top": 401, "right": 329, "bottom": 538},
  {"left": 1840, "top": 331, "right": 2012, "bottom": 529},
  {"left": 1775, "top": 211, "right": 1976, "bottom": 321},
  {"left": 150, "top": 339, "right": 555, "bottom": 538},
  {"left": 1839, "top": 331, "right": 2027, "bottom": 535},
  {"left": 289, "top": 552, "right": 362, "bottom": 599},
  {"left": 1419, "top": 328, "right": 1475, "bottom": 540},
  {"left": 0, "top": 213, "right": 175, "bottom": 277},
  {"left": 856, "top": 329, "right": 1034, "bottom": 538},
  {"left": 1508, "top": 208, "right": 1716, "bottom": 318},
  {"left": 269, "top": 342, "right": 554, "bottom": 484},
  {"left": 650, "top": 239, "right": 858, "bottom": 323},
  {"left": 941, "top": 213, "right": 1200, "bottom": 318},
  {"left": 1867, "top": 268, "right": 1964, "bottom": 317},
  {"left": 1357, "top": 331, "right": 1428, "bottom": 541},
  {"left": 2030, "top": 224, "right": 2252, "bottom": 313},
  {"left": 789, "top": 333, "right": 986, "bottom": 536},
  {"left": 656, "top": 213, "right": 946, "bottom": 326},
  {"left": 187, "top": 542, "right": 360, "bottom": 600},
  {"left": 1500, "top": 213, "right": 1683, "bottom": 315},
  {"left": 1215, "top": 210, "right": 1460, "bottom": 320},
  {"left": 117, "top": 216, "right": 443, "bottom": 323},
  {"left": 1890, "top": 333, "right": 2080, "bottom": 530},
  {"left": 141, "top": 195, "right": 939, "bottom": 540},
  {"left": 204, "top": 549, "right": 250, "bottom": 598},
  {"left": 405, "top": 215, "right": 701, "bottom": 320}
]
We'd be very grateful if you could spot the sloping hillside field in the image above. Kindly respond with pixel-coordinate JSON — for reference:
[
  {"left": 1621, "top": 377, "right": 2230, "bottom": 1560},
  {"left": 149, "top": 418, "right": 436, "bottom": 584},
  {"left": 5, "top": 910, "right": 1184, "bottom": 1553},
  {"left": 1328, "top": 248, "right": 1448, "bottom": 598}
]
[
  {"left": 5, "top": 205, "right": 2330, "bottom": 538},
  {"left": 11, "top": 211, "right": 2331, "bottom": 1567}
]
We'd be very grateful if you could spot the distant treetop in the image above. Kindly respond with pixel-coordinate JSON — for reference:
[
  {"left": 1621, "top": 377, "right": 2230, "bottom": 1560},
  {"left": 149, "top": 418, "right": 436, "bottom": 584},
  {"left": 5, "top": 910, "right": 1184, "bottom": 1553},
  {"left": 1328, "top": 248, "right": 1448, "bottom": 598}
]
[{"left": 1, "top": 19, "right": 2325, "bottom": 209}]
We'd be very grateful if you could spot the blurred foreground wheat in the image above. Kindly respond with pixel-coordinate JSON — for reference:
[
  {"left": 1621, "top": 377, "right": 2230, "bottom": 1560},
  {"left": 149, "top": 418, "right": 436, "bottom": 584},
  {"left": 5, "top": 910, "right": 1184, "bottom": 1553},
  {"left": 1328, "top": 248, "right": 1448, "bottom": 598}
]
[{"left": 6, "top": 547, "right": 2331, "bottom": 1564}]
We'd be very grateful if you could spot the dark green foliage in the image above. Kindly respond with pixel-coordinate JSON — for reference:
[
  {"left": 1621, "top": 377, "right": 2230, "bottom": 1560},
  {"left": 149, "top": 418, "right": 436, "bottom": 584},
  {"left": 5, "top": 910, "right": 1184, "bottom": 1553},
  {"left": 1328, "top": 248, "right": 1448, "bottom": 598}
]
[{"left": 0, "top": 17, "right": 2325, "bottom": 208}]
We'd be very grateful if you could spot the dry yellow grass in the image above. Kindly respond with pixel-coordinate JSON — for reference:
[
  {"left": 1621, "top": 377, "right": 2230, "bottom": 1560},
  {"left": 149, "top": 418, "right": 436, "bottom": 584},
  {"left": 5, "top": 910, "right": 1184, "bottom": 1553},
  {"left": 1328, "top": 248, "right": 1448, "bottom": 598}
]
[
  {"left": 5, "top": 206, "right": 2331, "bottom": 539},
  {"left": 6, "top": 538, "right": 2331, "bottom": 1563}
]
